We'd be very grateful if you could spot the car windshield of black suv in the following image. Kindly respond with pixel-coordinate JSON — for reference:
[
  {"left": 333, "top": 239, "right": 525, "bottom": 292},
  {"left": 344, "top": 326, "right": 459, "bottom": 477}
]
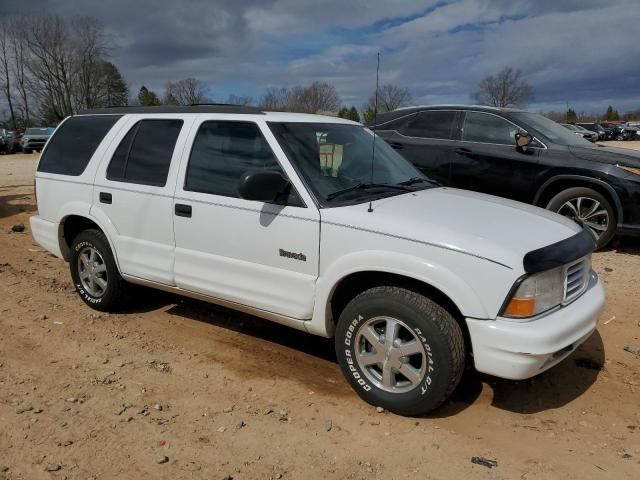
[
  {"left": 512, "top": 112, "right": 594, "bottom": 147},
  {"left": 269, "top": 122, "right": 434, "bottom": 206}
]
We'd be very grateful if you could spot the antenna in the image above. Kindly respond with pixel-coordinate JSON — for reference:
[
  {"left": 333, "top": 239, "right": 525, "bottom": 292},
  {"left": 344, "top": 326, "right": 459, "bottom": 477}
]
[{"left": 368, "top": 52, "right": 380, "bottom": 213}]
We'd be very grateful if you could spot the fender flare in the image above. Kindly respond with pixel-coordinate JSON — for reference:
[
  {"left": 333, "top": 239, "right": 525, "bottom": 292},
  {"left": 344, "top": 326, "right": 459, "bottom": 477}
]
[
  {"left": 308, "top": 250, "right": 492, "bottom": 338},
  {"left": 57, "top": 206, "right": 122, "bottom": 273},
  {"left": 533, "top": 174, "right": 623, "bottom": 225}
]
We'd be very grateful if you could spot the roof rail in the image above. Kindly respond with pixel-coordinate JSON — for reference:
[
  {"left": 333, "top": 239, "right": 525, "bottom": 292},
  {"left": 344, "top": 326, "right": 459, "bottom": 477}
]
[{"left": 79, "top": 104, "right": 265, "bottom": 115}]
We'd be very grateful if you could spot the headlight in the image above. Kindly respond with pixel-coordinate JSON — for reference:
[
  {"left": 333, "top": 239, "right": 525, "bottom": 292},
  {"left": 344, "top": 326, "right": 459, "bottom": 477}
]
[{"left": 503, "top": 266, "right": 565, "bottom": 319}]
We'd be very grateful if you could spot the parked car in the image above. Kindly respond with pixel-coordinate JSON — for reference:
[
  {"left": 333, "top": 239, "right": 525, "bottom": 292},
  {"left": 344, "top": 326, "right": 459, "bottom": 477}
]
[
  {"left": 21, "top": 127, "right": 55, "bottom": 153},
  {"left": 603, "top": 123, "right": 640, "bottom": 141},
  {"left": 577, "top": 123, "right": 609, "bottom": 141},
  {"left": 30, "top": 105, "right": 604, "bottom": 415},
  {"left": 0, "top": 129, "right": 22, "bottom": 154},
  {"left": 560, "top": 123, "right": 598, "bottom": 142},
  {"left": 371, "top": 105, "right": 640, "bottom": 248}
]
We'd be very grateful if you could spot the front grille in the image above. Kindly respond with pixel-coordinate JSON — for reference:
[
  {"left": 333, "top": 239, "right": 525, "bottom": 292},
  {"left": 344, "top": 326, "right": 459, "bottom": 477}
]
[{"left": 563, "top": 256, "right": 590, "bottom": 304}]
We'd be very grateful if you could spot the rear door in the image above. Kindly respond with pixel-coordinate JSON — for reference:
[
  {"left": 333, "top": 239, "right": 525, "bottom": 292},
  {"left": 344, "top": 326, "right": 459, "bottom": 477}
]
[
  {"left": 452, "top": 111, "right": 542, "bottom": 203},
  {"left": 380, "top": 110, "right": 460, "bottom": 185},
  {"left": 172, "top": 119, "right": 320, "bottom": 319},
  {"left": 92, "top": 115, "right": 193, "bottom": 285}
]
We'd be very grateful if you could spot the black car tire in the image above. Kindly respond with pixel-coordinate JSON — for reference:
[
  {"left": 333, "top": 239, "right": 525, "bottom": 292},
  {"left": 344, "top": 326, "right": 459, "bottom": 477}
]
[
  {"left": 335, "top": 286, "right": 465, "bottom": 416},
  {"left": 69, "top": 229, "right": 131, "bottom": 312},
  {"left": 547, "top": 187, "right": 616, "bottom": 248}
]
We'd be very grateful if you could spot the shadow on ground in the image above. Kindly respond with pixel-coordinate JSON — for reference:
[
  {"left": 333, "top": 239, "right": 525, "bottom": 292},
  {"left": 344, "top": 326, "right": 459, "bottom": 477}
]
[
  {"left": 0, "top": 186, "right": 35, "bottom": 220},
  {"left": 130, "top": 287, "right": 604, "bottom": 417}
]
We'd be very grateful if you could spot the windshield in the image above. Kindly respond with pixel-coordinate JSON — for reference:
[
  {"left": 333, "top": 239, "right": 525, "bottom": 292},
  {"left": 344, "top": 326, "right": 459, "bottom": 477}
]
[
  {"left": 513, "top": 113, "right": 593, "bottom": 147},
  {"left": 269, "top": 122, "right": 433, "bottom": 206}
]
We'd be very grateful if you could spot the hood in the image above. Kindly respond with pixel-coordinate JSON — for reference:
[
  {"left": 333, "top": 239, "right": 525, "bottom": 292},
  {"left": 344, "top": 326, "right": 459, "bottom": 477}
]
[
  {"left": 570, "top": 144, "right": 640, "bottom": 168},
  {"left": 323, "top": 188, "right": 581, "bottom": 271}
]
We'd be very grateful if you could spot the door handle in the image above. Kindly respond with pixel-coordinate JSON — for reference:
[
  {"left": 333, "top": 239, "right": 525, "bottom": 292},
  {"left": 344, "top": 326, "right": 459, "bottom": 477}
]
[
  {"left": 99, "top": 192, "right": 112, "bottom": 204},
  {"left": 174, "top": 203, "right": 192, "bottom": 218},
  {"left": 387, "top": 141, "right": 404, "bottom": 150}
]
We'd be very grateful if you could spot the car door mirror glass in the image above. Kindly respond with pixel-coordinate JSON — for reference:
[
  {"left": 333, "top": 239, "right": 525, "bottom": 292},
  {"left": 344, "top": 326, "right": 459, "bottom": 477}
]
[{"left": 238, "top": 171, "right": 293, "bottom": 205}]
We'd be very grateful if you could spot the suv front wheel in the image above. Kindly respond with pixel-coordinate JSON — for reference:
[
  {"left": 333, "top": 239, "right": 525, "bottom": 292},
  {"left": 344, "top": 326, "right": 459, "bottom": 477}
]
[
  {"left": 335, "top": 286, "right": 465, "bottom": 416},
  {"left": 547, "top": 187, "right": 616, "bottom": 248},
  {"left": 69, "top": 229, "right": 130, "bottom": 311}
]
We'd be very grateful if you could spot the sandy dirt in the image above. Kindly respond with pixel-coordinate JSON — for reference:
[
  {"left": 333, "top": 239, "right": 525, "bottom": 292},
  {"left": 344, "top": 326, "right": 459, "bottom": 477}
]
[{"left": 0, "top": 150, "right": 639, "bottom": 480}]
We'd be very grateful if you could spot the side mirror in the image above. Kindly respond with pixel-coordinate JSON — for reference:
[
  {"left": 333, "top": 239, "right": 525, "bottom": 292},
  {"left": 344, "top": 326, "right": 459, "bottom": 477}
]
[
  {"left": 515, "top": 130, "right": 533, "bottom": 151},
  {"left": 238, "top": 171, "right": 291, "bottom": 204}
]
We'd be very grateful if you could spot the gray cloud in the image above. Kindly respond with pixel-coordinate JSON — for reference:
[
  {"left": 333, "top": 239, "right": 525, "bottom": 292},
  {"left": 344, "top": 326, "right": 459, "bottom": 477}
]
[{"left": 1, "top": 0, "right": 639, "bottom": 114}]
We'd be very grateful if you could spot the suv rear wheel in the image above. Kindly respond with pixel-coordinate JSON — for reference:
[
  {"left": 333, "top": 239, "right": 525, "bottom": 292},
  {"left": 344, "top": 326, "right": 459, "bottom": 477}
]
[
  {"left": 546, "top": 187, "right": 615, "bottom": 248},
  {"left": 335, "top": 286, "right": 465, "bottom": 416},
  {"left": 69, "top": 229, "right": 130, "bottom": 311}
]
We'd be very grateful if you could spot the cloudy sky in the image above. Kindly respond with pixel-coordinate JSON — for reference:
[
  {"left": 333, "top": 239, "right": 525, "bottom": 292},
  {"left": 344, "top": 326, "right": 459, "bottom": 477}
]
[{"left": 5, "top": 0, "right": 640, "bottom": 114}]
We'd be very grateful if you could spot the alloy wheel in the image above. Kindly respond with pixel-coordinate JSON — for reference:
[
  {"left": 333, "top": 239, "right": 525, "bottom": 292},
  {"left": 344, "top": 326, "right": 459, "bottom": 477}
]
[
  {"left": 77, "top": 246, "right": 108, "bottom": 297},
  {"left": 354, "top": 316, "right": 427, "bottom": 394},
  {"left": 557, "top": 196, "right": 609, "bottom": 241}
]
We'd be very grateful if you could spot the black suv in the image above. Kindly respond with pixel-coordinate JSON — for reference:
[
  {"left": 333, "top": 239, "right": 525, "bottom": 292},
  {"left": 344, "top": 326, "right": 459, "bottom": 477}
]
[{"left": 371, "top": 105, "right": 640, "bottom": 248}]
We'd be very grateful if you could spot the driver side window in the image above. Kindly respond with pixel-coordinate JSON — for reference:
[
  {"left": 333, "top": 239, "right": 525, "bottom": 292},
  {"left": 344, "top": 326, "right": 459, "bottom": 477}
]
[{"left": 462, "top": 112, "right": 518, "bottom": 146}]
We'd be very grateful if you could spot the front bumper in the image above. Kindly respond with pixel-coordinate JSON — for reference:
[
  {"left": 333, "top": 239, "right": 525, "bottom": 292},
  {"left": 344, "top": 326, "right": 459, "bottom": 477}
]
[{"left": 466, "top": 273, "right": 605, "bottom": 380}]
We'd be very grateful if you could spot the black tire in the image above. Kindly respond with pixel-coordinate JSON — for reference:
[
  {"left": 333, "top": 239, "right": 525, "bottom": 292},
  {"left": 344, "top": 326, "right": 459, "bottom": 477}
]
[
  {"left": 23, "top": 148, "right": 32, "bottom": 154},
  {"left": 334, "top": 286, "right": 465, "bottom": 416},
  {"left": 546, "top": 187, "right": 616, "bottom": 249},
  {"left": 69, "top": 229, "right": 130, "bottom": 312}
]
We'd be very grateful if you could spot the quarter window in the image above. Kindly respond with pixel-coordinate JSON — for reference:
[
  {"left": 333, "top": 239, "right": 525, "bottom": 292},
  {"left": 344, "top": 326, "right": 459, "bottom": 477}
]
[
  {"left": 38, "top": 115, "right": 122, "bottom": 176},
  {"left": 106, "top": 119, "right": 183, "bottom": 186},
  {"left": 185, "top": 121, "right": 286, "bottom": 199},
  {"left": 462, "top": 112, "right": 518, "bottom": 145},
  {"left": 403, "top": 111, "right": 457, "bottom": 139}
]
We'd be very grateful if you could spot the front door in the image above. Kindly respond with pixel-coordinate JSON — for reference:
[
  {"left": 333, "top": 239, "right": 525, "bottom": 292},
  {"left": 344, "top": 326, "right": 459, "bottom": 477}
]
[
  {"left": 452, "top": 111, "right": 541, "bottom": 203},
  {"left": 172, "top": 119, "right": 320, "bottom": 319}
]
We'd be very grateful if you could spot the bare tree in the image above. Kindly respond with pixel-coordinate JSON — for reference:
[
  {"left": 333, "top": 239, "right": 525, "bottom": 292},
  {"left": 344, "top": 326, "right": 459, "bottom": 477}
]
[
  {"left": 164, "top": 78, "right": 207, "bottom": 105},
  {"left": 0, "top": 18, "right": 16, "bottom": 128},
  {"left": 259, "top": 87, "right": 291, "bottom": 111},
  {"left": 226, "top": 94, "right": 254, "bottom": 106},
  {"left": 71, "top": 16, "right": 109, "bottom": 109},
  {"left": 472, "top": 67, "right": 533, "bottom": 107},
  {"left": 9, "top": 21, "right": 31, "bottom": 124},
  {"left": 292, "top": 81, "right": 341, "bottom": 113},
  {"left": 365, "top": 84, "right": 412, "bottom": 113}
]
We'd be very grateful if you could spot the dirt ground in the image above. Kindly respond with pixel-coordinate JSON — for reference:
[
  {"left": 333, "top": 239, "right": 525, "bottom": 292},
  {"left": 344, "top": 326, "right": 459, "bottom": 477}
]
[{"left": 1, "top": 147, "right": 639, "bottom": 480}]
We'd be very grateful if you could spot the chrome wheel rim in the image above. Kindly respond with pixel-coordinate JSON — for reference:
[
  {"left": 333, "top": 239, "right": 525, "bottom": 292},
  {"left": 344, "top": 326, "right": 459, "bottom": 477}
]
[
  {"left": 77, "top": 246, "right": 108, "bottom": 297},
  {"left": 557, "top": 196, "right": 609, "bottom": 241},
  {"left": 354, "top": 316, "right": 427, "bottom": 394}
]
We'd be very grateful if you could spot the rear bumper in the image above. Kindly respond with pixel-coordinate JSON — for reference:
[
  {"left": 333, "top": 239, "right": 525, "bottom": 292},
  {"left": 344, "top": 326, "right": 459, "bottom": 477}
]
[
  {"left": 30, "top": 216, "right": 63, "bottom": 259},
  {"left": 466, "top": 273, "right": 605, "bottom": 380}
]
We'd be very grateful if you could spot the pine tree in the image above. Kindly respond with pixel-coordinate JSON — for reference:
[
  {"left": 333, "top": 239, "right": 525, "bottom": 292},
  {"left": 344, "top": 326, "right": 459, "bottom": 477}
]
[
  {"left": 348, "top": 106, "right": 360, "bottom": 122},
  {"left": 138, "top": 86, "right": 160, "bottom": 106}
]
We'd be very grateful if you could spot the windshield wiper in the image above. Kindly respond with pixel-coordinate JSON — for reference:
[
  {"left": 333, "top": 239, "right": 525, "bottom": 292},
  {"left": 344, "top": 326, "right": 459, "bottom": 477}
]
[
  {"left": 398, "top": 176, "right": 441, "bottom": 187},
  {"left": 326, "top": 183, "right": 411, "bottom": 201}
]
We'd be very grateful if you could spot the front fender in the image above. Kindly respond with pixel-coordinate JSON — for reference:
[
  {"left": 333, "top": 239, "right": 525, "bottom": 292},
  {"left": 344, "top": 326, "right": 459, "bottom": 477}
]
[{"left": 309, "top": 250, "right": 503, "bottom": 337}]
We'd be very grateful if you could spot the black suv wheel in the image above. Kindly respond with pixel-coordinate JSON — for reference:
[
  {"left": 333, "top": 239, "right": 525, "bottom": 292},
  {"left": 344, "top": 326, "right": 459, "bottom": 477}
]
[
  {"left": 335, "top": 286, "right": 465, "bottom": 416},
  {"left": 547, "top": 187, "right": 616, "bottom": 248}
]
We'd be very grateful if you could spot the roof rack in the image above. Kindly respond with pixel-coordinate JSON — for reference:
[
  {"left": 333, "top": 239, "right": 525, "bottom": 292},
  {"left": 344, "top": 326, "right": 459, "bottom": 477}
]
[{"left": 79, "top": 104, "right": 265, "bottom": 115}]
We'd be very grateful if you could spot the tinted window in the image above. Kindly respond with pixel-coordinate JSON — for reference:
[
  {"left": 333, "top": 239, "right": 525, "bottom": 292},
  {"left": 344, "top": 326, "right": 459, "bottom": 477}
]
[
  {"left": 107, "top": 119, "right": 183, "bottom": 187},
  {"left": 185, "top": 121, "right": 284, "bottom": 198},
  {"left": 38, "top": 115, "right": 122, "bottom": 176},
  {"left": 403, "top": 111, "right": 457, "bottom": 139},
  {"left": 462, "top": 112, "right": 517, "bottom": 145},
  {"left": 375, "top": 113, "right": 416, "bottom": 132}
]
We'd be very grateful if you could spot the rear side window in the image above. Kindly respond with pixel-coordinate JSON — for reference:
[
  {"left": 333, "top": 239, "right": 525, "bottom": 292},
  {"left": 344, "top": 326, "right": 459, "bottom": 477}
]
[
  {"left": 107, "top": 119, "right": 183, "bottom": 187},
  {"left": 38, "top": 115, "right": 122, "bottom": 176},
  {"left": 184, "top": 121, "right": 283, "bottom": 198},
  {"left": 403, "top": 111, "right": 457, "bottom": 139}
]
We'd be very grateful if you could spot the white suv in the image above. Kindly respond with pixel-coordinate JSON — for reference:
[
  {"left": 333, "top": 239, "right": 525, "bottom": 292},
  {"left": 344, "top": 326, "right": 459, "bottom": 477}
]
[{"left": 31, "top": 105, "right": 605, "bottom": 415}]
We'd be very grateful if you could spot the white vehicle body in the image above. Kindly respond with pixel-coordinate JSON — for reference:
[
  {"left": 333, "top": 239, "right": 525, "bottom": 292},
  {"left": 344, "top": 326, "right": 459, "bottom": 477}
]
[{"left": 31, "top": 106, "right": 604, "bottom": 385}]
